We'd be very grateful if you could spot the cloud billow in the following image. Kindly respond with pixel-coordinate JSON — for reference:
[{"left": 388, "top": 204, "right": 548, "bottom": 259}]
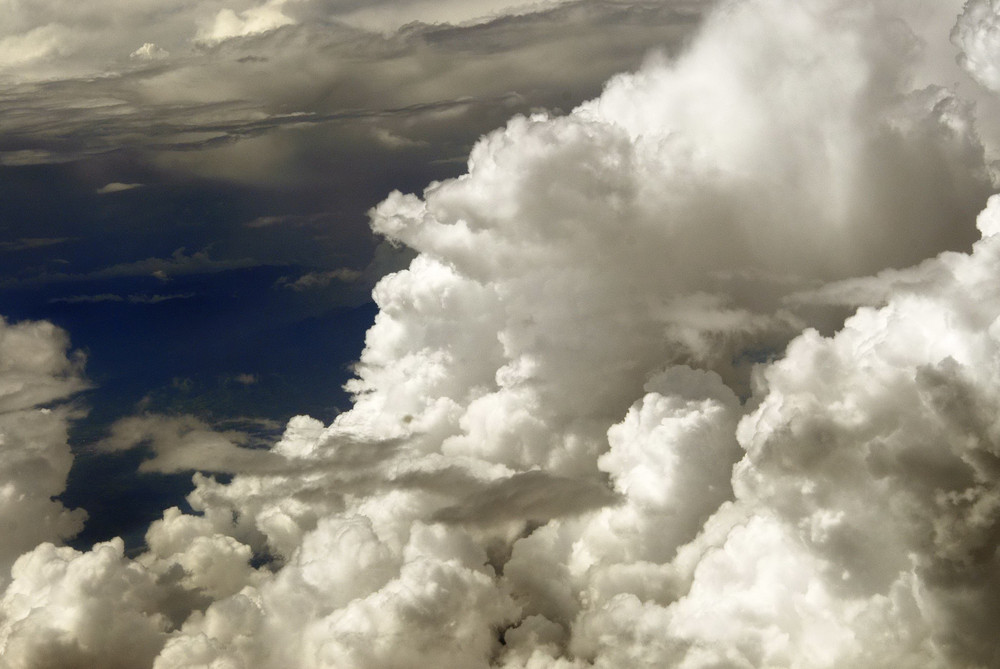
[
  {"left": 5, "top": 0, "right": 1000, "bottom": 668},
  {"left": 0, "top": 317, "right": 89, "bottom": 587}
]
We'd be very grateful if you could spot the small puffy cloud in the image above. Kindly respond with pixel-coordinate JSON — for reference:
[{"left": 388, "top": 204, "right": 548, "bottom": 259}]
[
  {"left": 129, "top": 43, "right": 168, "bottom": 60},
  {"left": 141, "top": 507, "right": 259, "bottom": 600},
  {"left": 197, "top": 0, "right": 297, "bottom": 44},
  {"left": 598, "top": 367, "right": 741, "bottom": 534},
  {"left": 976, "top": 190, "right": 1000, "bottom": 237}
]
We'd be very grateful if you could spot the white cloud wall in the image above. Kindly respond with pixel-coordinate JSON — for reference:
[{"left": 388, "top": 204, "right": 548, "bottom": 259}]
[{"left": 5, "top": 0, "right": 1000, "bottom": 667}]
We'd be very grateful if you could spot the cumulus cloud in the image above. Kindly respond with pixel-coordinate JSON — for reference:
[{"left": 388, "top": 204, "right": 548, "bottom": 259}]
[
  {"left": 0, "top": 317, "right": 88, "bottom": 588},
  {"left": 98, "top": 413, "right": 276, "bottom": 474},
  {"left": 197, "top": 0, "right": 298, "bottom": 43},
  {"left": 130, "top": 43, "right": 169, "bottom": 61},
  {"left": 714, "top": 204, "right": 1000, "bottom": 667},
  {"left": 953, "top": 0, "right": 1000, "bottom": 92},
  {"left": 6, "top": 0, "right": 1000, "bottom": 667},
  {"left": 0, "top": 540, "right": 169, "bottom": 669},
  {"left": 354, "top": 0, "right": 991, "bottom": 473},
  {"left": 0, "top": 317, "right": 88, "bottom": 413}
]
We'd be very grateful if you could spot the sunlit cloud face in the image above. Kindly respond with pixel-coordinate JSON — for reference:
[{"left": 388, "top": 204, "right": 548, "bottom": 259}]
[
  {"left": 953, "top": 0, "right": 1000, "bottom": 93},
  {"left": 0, "top": 317, "right": 88, "bottom": 585},
  {"left": 4, "top": 0, "right": 1000, "bottom": 668}
]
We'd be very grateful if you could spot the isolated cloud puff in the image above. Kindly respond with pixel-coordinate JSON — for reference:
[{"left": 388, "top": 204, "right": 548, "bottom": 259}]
[
  {"left": 129, "top": 43, "right": 169, "bottom": 60},
  {"left": 197, "top": 0, "right": 298, "bottom": 43}
]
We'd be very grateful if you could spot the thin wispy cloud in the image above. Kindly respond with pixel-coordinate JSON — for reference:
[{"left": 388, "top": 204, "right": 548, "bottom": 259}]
[
  {"left": 96, "top": 182, "right": 144, "bottom": 194},
  {"left": 0, "top": 237, "right": 73, "bottom": 252},
  {"left": 48, "top": 292, "right": 198, "bottom": 305},
  {"left": 5, "top": 248, "right": 261, "bottom": 287}
]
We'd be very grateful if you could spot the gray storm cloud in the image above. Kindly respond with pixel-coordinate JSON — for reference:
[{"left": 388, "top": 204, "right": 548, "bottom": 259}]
[
  {"left": 0, "top": 0, "right": 710, "bottom": 200},
  {"left": 4, "top": 0, "right": 1000, "bottom": 668}
]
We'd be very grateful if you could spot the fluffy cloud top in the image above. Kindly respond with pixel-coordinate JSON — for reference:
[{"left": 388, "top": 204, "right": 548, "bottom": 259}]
[
  {"left": 354, "top": 0, "right": 991, "bottom": 475},
  {"left": 4, "top": 0, "right": 1000, "bottom": 668},
  {"left": 0, "top": 318, "right": 89, "bottom": 587},
  {"left": 953, "top": 0, "right": 1000, "bottom": 92},
  {"left": 197, "top": 0, "right": 298, "bottom": 43}
]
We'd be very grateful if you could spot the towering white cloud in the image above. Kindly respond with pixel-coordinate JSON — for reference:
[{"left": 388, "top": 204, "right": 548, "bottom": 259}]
[
  {"left": 0, "top": 318, "right": 88, "bottom": 588},
  {"left": 4, "top": 0, "right": 1000, "bottom": 667},
  {"left": 353, "top": 0, "right": 991, "bottom": 477},
  {"left": 953, "top": 0, "right": 1000, "bottom": 92}
]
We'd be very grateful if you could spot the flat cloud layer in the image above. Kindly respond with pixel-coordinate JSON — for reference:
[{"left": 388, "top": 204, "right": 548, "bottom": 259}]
[
  {"left": 0, "top": 1, "right": 709, "bottom": 167},
  {"left": 0, "top": 0, "right": 587, "bottom": 79},
  {"left": 5, "top": 0, "right": 1000, "bottom": 668}
]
